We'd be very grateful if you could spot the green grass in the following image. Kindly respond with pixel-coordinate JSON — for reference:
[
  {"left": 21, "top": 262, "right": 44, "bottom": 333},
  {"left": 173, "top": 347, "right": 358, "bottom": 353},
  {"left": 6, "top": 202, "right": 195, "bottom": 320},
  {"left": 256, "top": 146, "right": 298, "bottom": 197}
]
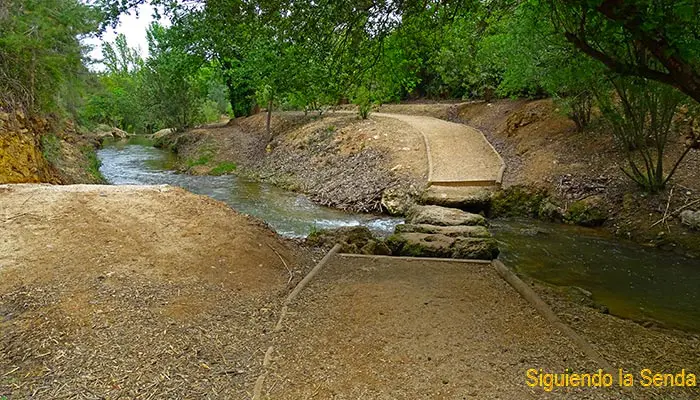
[
  {"left": 80, "top": 145, "right": 106, "bottom": 182},
  {"left": 186, "top": 152, "right": 213, "bottom": 168},
  {"left": 210, "top": 161, "right": 237, "bottom": 175}
]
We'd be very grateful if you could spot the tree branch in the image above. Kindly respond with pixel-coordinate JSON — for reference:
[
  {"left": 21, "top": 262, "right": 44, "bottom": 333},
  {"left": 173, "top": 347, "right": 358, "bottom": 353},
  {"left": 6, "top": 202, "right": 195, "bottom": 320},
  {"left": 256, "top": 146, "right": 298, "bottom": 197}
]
[{"left": 564, "top": 32, "right": 676, "bottom": 86}]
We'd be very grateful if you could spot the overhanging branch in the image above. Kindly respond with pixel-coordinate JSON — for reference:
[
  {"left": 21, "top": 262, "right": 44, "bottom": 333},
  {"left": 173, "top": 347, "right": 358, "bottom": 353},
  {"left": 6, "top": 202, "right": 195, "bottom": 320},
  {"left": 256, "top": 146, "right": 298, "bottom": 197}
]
[{"left": 564, "top": 32, "right": 676, "bottom": 85}]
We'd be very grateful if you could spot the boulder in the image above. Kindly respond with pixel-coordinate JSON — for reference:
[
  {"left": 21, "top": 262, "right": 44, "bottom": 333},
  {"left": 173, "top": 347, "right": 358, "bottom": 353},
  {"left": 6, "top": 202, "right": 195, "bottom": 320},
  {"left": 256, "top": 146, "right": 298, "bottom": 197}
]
[
  {"left": 680, "top": 210, "right": 700, "bottom": 231},
  {"left": 386, "top": 233, "right": 454, "bottom": 258},
  {"left": 306, "top": 226, "right": 391, "bottom": 255},
  {"left": 406, "top": 205, "right": 486, "bottom": 227},
  {"left": 538, "top": 200, "right": 563, "bottom": 221},
  {"left": 394, "top": 223, "right": 491, "bottom": 238},
  {"left": 153, "top": 128, "right": 175, "bottom": 139},
  {"left": 452, "top": 237, "right": 500, "bottom": 260},
  {"left": 563, "top": 196, "right": 607, "bottom": 227},
  {"left": 94, "top": 131, "right": 114, "bottom": 141},
  {"left": 111, "top": 127, "right": 130, "bottom": 139},
  {"left": 381, "top": 185, "right": 418, "bottom": 216},
  {"left": 386, "top": 232, "right": 499, "bottom": 260}
]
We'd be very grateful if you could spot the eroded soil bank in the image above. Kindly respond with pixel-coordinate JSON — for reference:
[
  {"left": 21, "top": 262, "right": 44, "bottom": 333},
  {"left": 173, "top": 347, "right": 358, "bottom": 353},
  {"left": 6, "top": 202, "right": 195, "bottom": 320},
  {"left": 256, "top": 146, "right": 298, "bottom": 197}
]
[
  {"left": 453, "top": 99, "right": 700, "bottom": 256},
  {"left": 153, "top": 112, "right": 426, "bottom": 214},
  {"left": 0, "top": 111, "right": 107, "bottom": 185}
]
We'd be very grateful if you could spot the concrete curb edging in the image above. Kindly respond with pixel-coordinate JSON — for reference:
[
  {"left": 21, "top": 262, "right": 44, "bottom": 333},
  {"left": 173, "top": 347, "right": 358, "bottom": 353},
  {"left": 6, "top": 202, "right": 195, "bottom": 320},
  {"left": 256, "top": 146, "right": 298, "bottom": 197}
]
[
  {"left": 274, "top": 243, "right": 342, "bottom": 333},
  {"left": 492, "top": 259, "right": 615, "bottom": 374},
  {"left": 421, "top": 127, "right": 435, "bottom": 184},
  {"left": 477, "top": 126, "right": 506, "bottom": 185},
  {"left": 253, "top": 244, "right": 342, "bottom": 400},
  {"left": 337, "top": 253, "right": 492, "bottom": 264}
]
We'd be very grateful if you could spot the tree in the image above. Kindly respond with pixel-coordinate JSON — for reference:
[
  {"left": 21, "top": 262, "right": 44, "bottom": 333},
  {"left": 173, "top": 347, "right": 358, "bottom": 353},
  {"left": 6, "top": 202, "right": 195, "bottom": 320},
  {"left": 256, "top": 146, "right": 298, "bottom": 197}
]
[
  {"left": 138, "top": 23, "right": 208, "bottom": 130},
  {"left": 545, "top": 0, "right": 700, "bottom": 103},
  {"left": 0, "top": 0, "right": 99, "bottom": 112},
  {"left": 481, "top": 2, "right": 607, "bottom": 129},
  {"left": 102, "top": 33, "right": 142, "bottom": 75}
]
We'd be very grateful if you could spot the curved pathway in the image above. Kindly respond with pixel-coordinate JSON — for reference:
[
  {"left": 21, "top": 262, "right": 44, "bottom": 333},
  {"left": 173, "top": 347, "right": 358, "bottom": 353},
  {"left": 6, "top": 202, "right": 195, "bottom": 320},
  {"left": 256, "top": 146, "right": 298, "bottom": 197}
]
[{"left": 374, "top": 112, "right": 505, "bottom": 187}]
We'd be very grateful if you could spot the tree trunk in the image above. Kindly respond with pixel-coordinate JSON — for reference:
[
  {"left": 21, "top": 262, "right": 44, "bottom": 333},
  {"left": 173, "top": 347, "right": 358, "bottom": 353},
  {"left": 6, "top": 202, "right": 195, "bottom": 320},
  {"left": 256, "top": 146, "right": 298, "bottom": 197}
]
[{"left": 266, "top": 98, "right": 273, "bottom": 141}]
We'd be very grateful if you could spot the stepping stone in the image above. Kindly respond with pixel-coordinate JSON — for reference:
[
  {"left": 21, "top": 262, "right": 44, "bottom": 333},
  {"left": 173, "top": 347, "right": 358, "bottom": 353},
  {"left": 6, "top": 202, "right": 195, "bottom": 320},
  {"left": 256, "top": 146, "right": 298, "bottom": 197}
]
[
  {"left": 407, "top": 205, "right": 486, "bottom": 226},
  {"left": 386, "top": 232, "right": 499, "bottom": 260},
  {"left": 420, "top": 186, "right": 497, "bottom": 213},
  {"left": 394, "top": 223, "right": 492, "bottom": 238}
]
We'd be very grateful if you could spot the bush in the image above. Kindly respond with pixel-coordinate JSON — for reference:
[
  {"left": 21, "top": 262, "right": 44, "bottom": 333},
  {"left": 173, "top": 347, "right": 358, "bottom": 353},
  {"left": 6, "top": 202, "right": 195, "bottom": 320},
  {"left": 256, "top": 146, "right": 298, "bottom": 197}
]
[
  {"left": 40, "top": 134, "right": 62, "bottom": 165},
  {"left": 80, "top": 145, "right": 105, "bottom": 182},
  {"left": 353, "top": 86, "right": 373, "bottom": 120},
  {"left": 556, "top": 91, "right": 593, "bottom": 132},
  {"left": 598, "top": 78, "right": 690, "bottom": 193}
]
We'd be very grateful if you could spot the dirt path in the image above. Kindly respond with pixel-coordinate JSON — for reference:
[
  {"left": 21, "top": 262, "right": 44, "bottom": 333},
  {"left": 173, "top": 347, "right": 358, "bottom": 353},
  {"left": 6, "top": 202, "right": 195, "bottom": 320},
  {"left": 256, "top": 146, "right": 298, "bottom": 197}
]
[
  {"left": 0, "top": 184, "right": 312, "bottom": 398},
  {"left": 373, "top": 113, "right": 505, "bottom": 187},
  {"left": 260, "top": 256, "right": 633, "bottom": 399}
]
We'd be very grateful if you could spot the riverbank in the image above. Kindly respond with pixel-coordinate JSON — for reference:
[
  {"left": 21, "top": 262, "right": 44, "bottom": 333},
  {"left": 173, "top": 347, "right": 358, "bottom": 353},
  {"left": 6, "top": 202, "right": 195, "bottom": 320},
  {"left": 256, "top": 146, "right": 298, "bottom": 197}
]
[
  {"left": 1, "top": 184, "right": 698, "bottom": 398},
  {"left": 153, "top": 112, "right": 426, "bottom": 214},
  {"left": 151, "top": 101, "right": 700, "bottom": 255},
  {"left": 457, "top": 100, "right": 700, "bottom": 256},
  {"left": 348, "top": 100, "right": 700, "bottom": 256},
  {"left": 0, "top": 111, "right": 108, "bottom": 185}
]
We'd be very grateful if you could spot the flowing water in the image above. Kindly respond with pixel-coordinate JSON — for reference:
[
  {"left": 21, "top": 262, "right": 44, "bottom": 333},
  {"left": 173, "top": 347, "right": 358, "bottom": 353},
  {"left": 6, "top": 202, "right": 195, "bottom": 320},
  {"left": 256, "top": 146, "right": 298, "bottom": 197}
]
[
  {"left": 97, "top": 137, "right": 402, "bottom": 238},
  {"left": 98, "top": 137, "right": 700, "bottom": 332},
  {"left": 492, "top": 219, "right": 700, "bottom": 332}
]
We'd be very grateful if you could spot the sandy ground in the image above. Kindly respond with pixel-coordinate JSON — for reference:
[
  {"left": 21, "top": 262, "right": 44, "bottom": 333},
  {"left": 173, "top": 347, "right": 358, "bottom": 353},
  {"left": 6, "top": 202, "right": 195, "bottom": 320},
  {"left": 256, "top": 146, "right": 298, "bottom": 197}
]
[
  {"left": 258, "top": 256, "right": 700, "bottom": 400},
  {"left": 1, "top": 185, "right": 698, "bottom": 399},
  {"left": 0, "top": 184, "right": 313, "bottom": 398}
]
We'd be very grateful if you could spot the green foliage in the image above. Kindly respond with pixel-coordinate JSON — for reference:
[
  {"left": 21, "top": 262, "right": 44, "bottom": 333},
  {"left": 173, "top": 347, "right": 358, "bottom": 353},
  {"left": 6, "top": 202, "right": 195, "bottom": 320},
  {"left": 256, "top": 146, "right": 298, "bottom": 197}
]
[
  {"left": 80, "top": 145, "right": 105, "bottom": 182},
  {"left": 186, "top": 152, "right": 213, "bottom": 169},
  {"left": 82, "top": 25, "right": 227, "bottom": 133},
  {"left": 0, "top": 0, "right": 99, "bottom": 113},
  {"left": 564, "top": 200, "right": 608, "bottom": 227},
  {"left": 489, "top": 186, "right": 549, "bottom": 218},
  {"left": 597, "top": 77, "right": 690, "bottom": 192},
  {"left": 542, "top": 0, "right": 700, "bottom": 103},
  {"left": 353, "top": 86, "right": 373, "bottom": 120}
]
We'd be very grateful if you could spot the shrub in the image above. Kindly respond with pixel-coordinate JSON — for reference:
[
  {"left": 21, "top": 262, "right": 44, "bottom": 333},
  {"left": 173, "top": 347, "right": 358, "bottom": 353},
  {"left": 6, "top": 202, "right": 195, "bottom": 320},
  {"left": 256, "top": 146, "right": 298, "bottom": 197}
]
[{"left": 598, "top": 78, "right": 691, "bottom": 193}]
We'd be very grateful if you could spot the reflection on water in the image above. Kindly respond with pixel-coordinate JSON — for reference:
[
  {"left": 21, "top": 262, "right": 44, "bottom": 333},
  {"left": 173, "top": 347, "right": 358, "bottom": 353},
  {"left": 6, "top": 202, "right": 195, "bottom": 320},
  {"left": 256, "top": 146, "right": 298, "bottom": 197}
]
[
  {"left": 492, "top": 219, "right": 700, "bottom": 332},
  {"left": 97, "top": 137, "right": 402, "bottom": 238}
]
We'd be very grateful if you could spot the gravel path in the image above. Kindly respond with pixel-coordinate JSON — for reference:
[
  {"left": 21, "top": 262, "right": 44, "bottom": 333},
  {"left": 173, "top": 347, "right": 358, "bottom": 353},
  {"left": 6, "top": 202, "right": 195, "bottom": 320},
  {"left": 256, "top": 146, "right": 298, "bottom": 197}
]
[{"left": 374, "top": 113, "right": 504, "bottom": 186}]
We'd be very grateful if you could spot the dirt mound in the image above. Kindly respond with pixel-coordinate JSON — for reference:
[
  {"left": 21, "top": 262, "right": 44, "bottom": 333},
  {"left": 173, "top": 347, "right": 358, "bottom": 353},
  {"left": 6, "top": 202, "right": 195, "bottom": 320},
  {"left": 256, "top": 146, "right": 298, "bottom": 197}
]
[{"left": 0, "top": 184, "right": 308, "bottom": 398}]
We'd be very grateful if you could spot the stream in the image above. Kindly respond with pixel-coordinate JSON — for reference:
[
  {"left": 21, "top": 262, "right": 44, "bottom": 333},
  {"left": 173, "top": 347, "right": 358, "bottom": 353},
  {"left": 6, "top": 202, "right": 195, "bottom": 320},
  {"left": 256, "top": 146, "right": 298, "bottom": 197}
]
[
  {"left": 98, "top": 137, "right": 700, "bottom": 333},
  {"left": 97, "top": 137, "right": 402, "bottom": 238}
]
